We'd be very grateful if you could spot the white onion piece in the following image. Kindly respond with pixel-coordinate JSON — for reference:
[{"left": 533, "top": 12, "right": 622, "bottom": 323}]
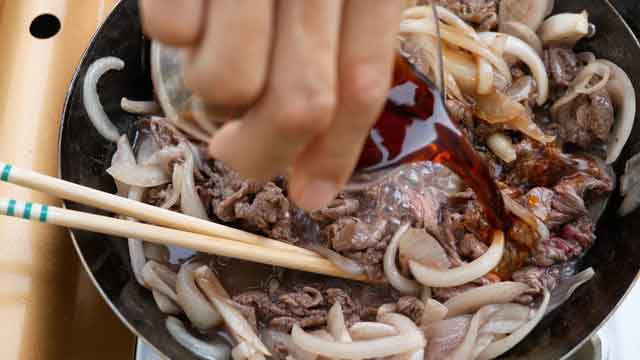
[
  {"left": 144, "top": 146, "right": 184, "bottom": 172},
  {"left": 180, "top": 144, "right": 209, "bottom": 219},
  {"left": 442, "top": 45, "right": 480, "bottom": 95},
  {"left": 487, "top": 132, "right": 517, "bottom": 163},
  {"left": 449, "top": 305, "right": 499, "bottom": 360},
  {"left": 481, "top": 304, "right": 531, "bottom": 335},
  {"left": 232, "top": 341, "right": 265, "bottom": 360},
  {"left": 129, "top": 239, "right": 146, "bottom": 287},
  {"left": 307, "top": 244, "right": 365, "bottom": 276},
  {"left": 120, "top": 97, "right": 161, "bottom": 115},
  {"left": 399, "top": 227, "right": 451, "bottom": 270},
  {"left": 547, "top": 267, "right": 595, "bottom": 314},
  {"left": 166, "top": 316, "right": 231, "bottom": 360},
  {"left": 602, "top": 60, "right": 637, "bottom": 163},
  {"left": 400, "top": 20, "right": 512, "bottom": 82},
  {"left": 500, "top": 21, "right": 543, "bottom": 55},
  {"left": 409, "top": 231, "right": 504, "bottom": 287},
  {"left": 261, "top": 330, "right": 317, "bottom": 360},
  {"left": 444, "top": 282, "right": 531, "bottom": 318},
  {"left": 162, "top": 164, "right": 184, "bottom": 209},
  {"left": 404, "top": 6, "right": 477, "bottom": 40},
  {"left": 551, "top": 61, "right": 612, "bottom": 115},
  {"left": 153, "top": 291, "right": 182, "bottom": 314},
  {"left": 107, "top": 162, "right": 170, "bottom": 188},
  {"left": 195, "top": 267, "right": 270, "bottom": 356},
  {"left": 476, "top": 57, "right": 495, "bottom": 95},
  {"left": 421, "top": 287, "right": 432, "bottom": 302},
  {"left": 502, "top": 192, "right": 550, "bottom": 240},
  {"left": 423, "top": 316, "right": 472, "bottom": 359},
  {"left": 478, "top": 32, "right": 549, "bottom": 105},
  {"left": 177, "top": 262, "right": 223, "bottom": 330},
  {"left": 378, "top": 312, "right": 426, "bottom": 360},
  {"left": 328, "top": 302, "right": 352, "bottom": 343},
  {"left": 143, "top": 242, "right": 169, "bottom": 264},
  {"left": 83, "top": 57, "right": 123, "bottom": 142},
  {"left": 499, "top": 0, "right": 551, "bottom": 32},
  {"left": 539, "top": 11, "right": 590, "bottom": 46},
  {"left": 422, "top": 299, "right": 448, "bottom": 325},
  {"left": 349, "top": 322, "right": 398, "bottom": 340},
  {"left": 478, "top": 289, "right": 550, "bottom": 359},
  {"left": 291, "top": 324, "right": 425, "bottom": 359},
  {"left": 111, "top": 135, "right": 136, "bottom": 196},
  {"left": 141, "top": 261, "right": 178, "bottom": 301},
  {"left": 384, "top": 223, "right": 422, "bottom": 294}
]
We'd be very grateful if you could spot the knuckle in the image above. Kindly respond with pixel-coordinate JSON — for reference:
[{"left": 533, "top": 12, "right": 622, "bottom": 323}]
[
  {"left": 185, "top": 64, "right": 265, "bottom": 108},
  {"left": 273, "top": 88, "right": 336, "bottom": 136},
  {"left": 341, "top": 63, "right": 391, "bottom": 118}
]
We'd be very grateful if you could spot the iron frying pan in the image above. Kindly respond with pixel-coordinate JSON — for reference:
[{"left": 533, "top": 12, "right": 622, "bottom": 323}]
[{"left": 59, "top": 0, "right": 640, "bottom": 358}]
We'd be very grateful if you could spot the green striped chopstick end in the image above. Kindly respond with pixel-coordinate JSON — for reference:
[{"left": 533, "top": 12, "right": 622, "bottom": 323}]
[
  {"left": 2, "top": 200, "right": 48, "bottom": 223},
  {"left": 6, "top": 199, "right": 16, "bottom": 216},
  {"left": 40, "top": 205, "right": 48, "bottom": 223},
  {"left": 23, "top": 202, "right": 32, "bottom": 220},
  {"left": 1, "top": 164, "right": 11, "bottom": 181}
]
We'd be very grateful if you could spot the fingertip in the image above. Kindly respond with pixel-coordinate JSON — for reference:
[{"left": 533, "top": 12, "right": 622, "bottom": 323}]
[{"left": 288, "top": 172, "right": 339, "bottom": 211}]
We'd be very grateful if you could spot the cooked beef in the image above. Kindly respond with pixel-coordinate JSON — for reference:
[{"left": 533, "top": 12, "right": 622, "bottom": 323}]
[
  {"left": 311, "top": 196, "right": 360, "bottom": 224},
  {"left": 235, "top": 183, "right": 295, "bottom": 241},
  {"left": 459, "top": 233, "right": 488, "bottom": 259},
  {"left": 233, "top": 286, "right": 365, "bottom": 332},
  {"left": 513, "top": 265, "right": 561, "bottom": 293},
  {"left": 530, "top": 217, "right": 594, "bottom": 266},
  {"left": 554, "top": 89, "right": 615, "bottom": 149},
  {"left": 344, "top": 248, "right": 387, "bottom": 280},
  {"left": 544, "top": 47, "right": 580, "bottom": 88},
  {"left": 396, "top": 296, "right": 425, "bottom": 323},
  {"left": 522, "top": 187, "right": 555, "bottom": 223},
  {"left": 422, "top": 0, "right": 498, "bottom": 29},
  {"left": 326, "top": 217, "right": 388, "bottom": 252}
]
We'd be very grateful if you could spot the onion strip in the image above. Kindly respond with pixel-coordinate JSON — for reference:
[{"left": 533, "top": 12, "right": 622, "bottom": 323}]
[
  {"left": 384, "top": 223, "right": 422, "bottom": 294},
  {"left": 83, "top": 57, "right": 123, "bottom": 142},
  {"left": 166, "top": 316, "right": 231, "bottom": 360},
  {"left": 349, "top": 322, "right": 398, "bottom": 340},
  {"left": 444, "top": 282, "right": 531, "bottom": 317},
  {"left": 478, "top": 289, "right": 550, "bottom": 360},
  {"left": 409, "top": 231, "right": 504, "bottom": 287}
]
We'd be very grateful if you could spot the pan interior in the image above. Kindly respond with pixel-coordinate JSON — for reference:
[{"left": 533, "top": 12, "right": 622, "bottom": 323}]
[{"left": 59, "top": 1, "right": 640, "bottom": 359}]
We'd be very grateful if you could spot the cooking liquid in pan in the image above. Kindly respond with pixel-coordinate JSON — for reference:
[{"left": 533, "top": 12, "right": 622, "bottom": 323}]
[{"left": 357, "top": 54, "right": 507, "bottom": 230}]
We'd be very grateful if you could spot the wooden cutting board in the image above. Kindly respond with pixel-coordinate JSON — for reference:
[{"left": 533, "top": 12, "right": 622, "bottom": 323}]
[{"left": 0, "top": 0, "right": 135, "bottom": 359}]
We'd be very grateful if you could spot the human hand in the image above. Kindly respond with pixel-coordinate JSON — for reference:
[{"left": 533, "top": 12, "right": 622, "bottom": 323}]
[{"left": 140, "top": 0, "right": 404, "bottom": 210}]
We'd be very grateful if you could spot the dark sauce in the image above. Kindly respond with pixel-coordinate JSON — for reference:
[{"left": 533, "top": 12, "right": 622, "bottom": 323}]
[{"left": 358, "top": 54, "right": 507, "bottom": 230}]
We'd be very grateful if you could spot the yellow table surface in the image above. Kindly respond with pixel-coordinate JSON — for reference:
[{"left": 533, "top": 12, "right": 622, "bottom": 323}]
[{"left": 0, "top": 0, "right": 135, "bottom": 358}]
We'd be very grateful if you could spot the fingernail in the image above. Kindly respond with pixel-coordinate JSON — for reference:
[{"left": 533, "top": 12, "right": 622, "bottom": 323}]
[{"left": 294, "top": 179, "right": 338, "bottom": 211}]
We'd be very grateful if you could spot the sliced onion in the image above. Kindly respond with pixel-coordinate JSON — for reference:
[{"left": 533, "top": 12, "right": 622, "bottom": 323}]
[
  {"left": 404, "top": 6, "right": 477, "bottom": 40},
  {"left": 378, "top": 313, "right": 426, "bottom": 360},
  {"left": 291, "top": 324, "right": 425, "bottom": 359},
  {"left": 487, "top": 132, "right": 517, "bottom": 163},
  {"left": 144, "top": 146, "right": 185, "bottom": 172},
  {"left": 400, "top": 20, "right": 511, "bottom": 82},
  {"left": 261, "top": 329, "right": 317, "bottom": 360},
  {"left": 500, "top": 21, "right": 543, "bottom": 55},
  {"left": 478, "top": 32, "right": 549, "bottom": 105},
  {"left": 128, "top": 239, "right": 146, "bottom": 287},
  {"left": 384, "top": 223, "right": 422, "bottom": 294},
  {"left": 444, "top": 282, "right": 531, "bottom": 318},
  {"left": 551, "top": 61, "right": 612, "bottom": 115},
  {"left": 232, "top": 341, "right": 265, "bottom": 360},
  {"left": 83, "top": 57, "right": 123, "bottom": 142},
  {"left": 349, "top": 322, "right": 398, "bottom": 340},
  {"left": 481, "top": 304, "right": 531, "bottom": 335},
  {"left": 307, "top": 244, "right": 365, "bottom": 276},
  {"left": 442, "top": 45, "right": 480, "bottom": 95},
  {"left": 499, "top": 0, "right": 551, "bottom": 32},
  {"left": 107, "top": 162, "right": 170, "bottom": 188},
  {"left": 539, "top": 11, "right": 590, "bottom": 46},
  {"left": 409, "top": 231, "right": 504, "bottom": 287},
  {"left": 503, "top": 191, "right": 550, "bottom": 240},
  {"left": 328, "top": 302, "right": 352, "bottom": 343},
  {"left": 422, "top": 299, "right": 448, "bottom": 325},
  {"left": 111, "top": 135, "right": 136, "bottom": 196},
  {"left": 399, "top": 226, "right": 451, "bottom": 270},
  {"left": 547, "top": 267, "right": 595, "bottom": 314},
  {"left": 162, "top": 164, "right": 184, "bottom": 209},
  {"left": 143, "top": 242, "right": 169, "bottom": 264},
  {"left": 476, "top": 57, "right": 495, "bottom": 95},
  {"left": 195, "top": 266, "right": 270, "bottom": 356},
  {"left": 478, "top": 289, "right": 550, "bottom": 359},
  {"left": 506, "top": 75, "right": 534, "bottom": 103},
  {"left": 601, "top": 60, "right": 637, "bottom": 163},
  {"left": 120, "top": 98, "right": 161, "bottom": 115},
  {"left": 166, "top": 316, "right": 231, "bottom": 360},
  {"left": 423, "top": 316, "right": 471, "bottom": 359},
  {"left": 180, "top": 144, "right": 209, "bottom": 219},
  {"left": 153, "top": 291, "right": 182, "bottom": 314},
  {"left": 449, "top": 305, "right": 499, "bottom": 360},
  {"left": 141, "top": 261, "right": 178, "bottom": 301},
  {"left": 177, "top": 262, "right": 223, "bottom": 330}
]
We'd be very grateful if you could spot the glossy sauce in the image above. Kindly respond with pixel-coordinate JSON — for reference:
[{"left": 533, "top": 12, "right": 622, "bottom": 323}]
[{"left": 358, "top": 54, "right": 507, "bottom": 230}]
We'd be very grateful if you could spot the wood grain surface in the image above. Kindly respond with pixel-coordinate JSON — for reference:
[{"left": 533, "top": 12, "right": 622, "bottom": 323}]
[{"left": 0, "top": 1, "right": 135, "bottom": 359}]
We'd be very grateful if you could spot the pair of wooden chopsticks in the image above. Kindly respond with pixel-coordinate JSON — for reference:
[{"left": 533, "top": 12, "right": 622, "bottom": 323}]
[{"left": 0, "top": 162, "right": 367, "bottom": 282}]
